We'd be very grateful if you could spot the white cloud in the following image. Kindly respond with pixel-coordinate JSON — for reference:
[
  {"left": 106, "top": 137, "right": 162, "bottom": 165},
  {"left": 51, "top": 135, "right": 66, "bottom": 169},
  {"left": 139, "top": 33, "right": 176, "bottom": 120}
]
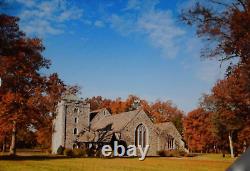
[
  {"left": 109, "top": 14, "right": 136, "bottom": 35},
  {"left": 109, "top": 0, "right": 185, "bottom": 58},
  {"left": 16, "top": 0, "right": 83, "bottom": 36},
  {"left": 137, "top": 10, "right": 185, "bottom": 58},
  {"left": 180, "top": 37, "right": 226, "bottom": 84},
  {"left": 123, "top": 0, "right": 142, "bottom": 11},
  {"left": 22, "top": 20, "right": 63, "bottom": 36},
  {"left": 124, "top": 0, "right": 160, "bottom": 12},
  {"left": 94, "top": 20, "right": 105, "bottom": 28},
  {"left": 196, "top": 60, "right": 227, "bottom": 84},
  {"left": 15, "top": 0, "right": 36, "bottom": 7}
]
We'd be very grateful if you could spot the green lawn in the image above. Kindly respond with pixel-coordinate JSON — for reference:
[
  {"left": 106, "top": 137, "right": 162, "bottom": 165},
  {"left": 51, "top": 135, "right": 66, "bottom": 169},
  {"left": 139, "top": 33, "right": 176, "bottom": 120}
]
[{"left": 0, "top": 153, "right": 234, "bottom": 171}]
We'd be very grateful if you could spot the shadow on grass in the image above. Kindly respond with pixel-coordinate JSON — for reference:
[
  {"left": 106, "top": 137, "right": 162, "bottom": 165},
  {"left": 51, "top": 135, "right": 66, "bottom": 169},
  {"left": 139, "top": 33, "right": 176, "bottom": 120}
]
[
  {"left": 0, "top": 152, "right": 204, "bottom": 161},
  {"left": 0, "top": 154, "right": 68, "bottom": 161}
]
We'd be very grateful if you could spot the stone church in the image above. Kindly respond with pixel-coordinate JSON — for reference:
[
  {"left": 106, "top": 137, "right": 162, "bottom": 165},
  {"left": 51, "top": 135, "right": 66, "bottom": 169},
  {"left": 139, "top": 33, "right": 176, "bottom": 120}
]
[{"left": 51, "top": 95, "right": 185, "bottom": 156}]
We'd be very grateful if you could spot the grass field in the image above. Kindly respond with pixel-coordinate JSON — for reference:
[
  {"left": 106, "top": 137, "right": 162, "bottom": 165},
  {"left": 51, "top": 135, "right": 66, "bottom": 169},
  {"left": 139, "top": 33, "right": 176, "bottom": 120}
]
[{"left": 0, "top": 152, "right": 234, "bottom": 171}]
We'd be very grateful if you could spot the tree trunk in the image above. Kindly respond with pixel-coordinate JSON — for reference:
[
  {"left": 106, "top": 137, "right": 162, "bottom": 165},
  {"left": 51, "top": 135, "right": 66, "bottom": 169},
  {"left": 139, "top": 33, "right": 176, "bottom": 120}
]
[
  {"left": 9, "top": 121, "right": 17, "bottom": 156},
  {"left": 229, "top": 131, "right": 234, "bottom": 158},
  {"left": 243, "top": 140, "right": 247, "bottom": 153},
  {"left": 2, "top": 135, "right": 6, "bottom": 152}
]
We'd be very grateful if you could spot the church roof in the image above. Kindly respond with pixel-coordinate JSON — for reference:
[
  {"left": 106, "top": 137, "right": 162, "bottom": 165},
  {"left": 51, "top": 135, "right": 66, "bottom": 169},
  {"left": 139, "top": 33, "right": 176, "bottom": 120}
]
[
  {"left": 90, "top": 108, "right": 111, "bottom": 123},
  {"left": 91, "top": 109, "right": 141, "bottom": 132},
  {"left": 155, "top": 122, "right": 174, "bottom": 130},
  {"left": 155, "top": 122, "right": 182, "bottom": 139},
  {"left": 90, "top": 108, "right": 105, "bottom": 114}
]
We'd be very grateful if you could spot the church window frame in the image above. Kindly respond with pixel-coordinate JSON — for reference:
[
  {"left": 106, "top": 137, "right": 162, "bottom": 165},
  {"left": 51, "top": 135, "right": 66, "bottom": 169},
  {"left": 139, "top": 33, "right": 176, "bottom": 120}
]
[
  {"left": 74, "top": 117, "right": 78, "bottom": 124},
  {"left": 73, "top": 128, "right": 78, "bottom": 135},
  {"left": 135, "top": 124, "right": 148, "bottom": 148},
  {"left": 74, "top": 107, "right": 79, "bottom": 113}
]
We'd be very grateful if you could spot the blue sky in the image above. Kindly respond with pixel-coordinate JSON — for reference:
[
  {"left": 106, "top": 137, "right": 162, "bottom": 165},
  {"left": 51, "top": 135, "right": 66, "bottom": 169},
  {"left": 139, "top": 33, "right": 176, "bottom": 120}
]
[{"left": 1, "top": 0, "right": 228, "bottom": 113}]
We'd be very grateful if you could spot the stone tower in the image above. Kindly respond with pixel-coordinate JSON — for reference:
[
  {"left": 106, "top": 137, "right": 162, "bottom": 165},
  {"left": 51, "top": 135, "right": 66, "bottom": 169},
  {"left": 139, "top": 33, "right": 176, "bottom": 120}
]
[{"left": 51, "top": 94, "right": 90, "bottom": 154}]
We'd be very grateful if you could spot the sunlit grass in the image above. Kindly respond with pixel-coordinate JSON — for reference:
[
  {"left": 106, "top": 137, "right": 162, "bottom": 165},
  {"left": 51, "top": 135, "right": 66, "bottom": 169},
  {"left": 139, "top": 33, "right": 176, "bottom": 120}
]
[{"left": 0, "top": 152, "right": 234, "bottom": 171}]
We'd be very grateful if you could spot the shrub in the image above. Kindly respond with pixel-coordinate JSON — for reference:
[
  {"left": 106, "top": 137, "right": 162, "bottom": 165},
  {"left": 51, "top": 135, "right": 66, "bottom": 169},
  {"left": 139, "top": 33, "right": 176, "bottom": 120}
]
[
  {"left": 178, "top": 150, "right": 187, "bottom": 157},
  {"left": 46, "top": 149, "right": 52, "bottom": 154},
  {"left": 64, "top": 148, "right": 73, "bottom": 157},
  {"left": 72, "top": 148, "right": 86, "bottom": 157},
  {"left": 57, "top": 146, "right": 65, "bottom": 155},
  {"left": 95, "top": 149, "right": 103, "bottom": 157},
  {"left": 157, "top": 149, "right": 187, "bottom": 157},
  {"left": 157, "top": 150, "right": 166, "bottom": 157},
  {"left": 185, "top": 153, "right": 198, "bottom": 157},
  {"left": 86, "top": 148, "right": 95, "bottom": 157}
]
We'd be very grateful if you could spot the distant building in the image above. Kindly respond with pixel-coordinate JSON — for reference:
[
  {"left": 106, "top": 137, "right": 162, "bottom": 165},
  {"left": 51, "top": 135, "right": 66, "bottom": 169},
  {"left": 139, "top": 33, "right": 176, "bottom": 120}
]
[{"left": 51, "top": 95, "right": 185, "bottom": 156}]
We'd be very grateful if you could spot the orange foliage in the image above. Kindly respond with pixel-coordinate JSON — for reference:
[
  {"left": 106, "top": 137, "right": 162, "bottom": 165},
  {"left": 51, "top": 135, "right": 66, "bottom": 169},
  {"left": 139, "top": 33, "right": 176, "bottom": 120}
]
[
  {"left": 86, "top": 95, "right": 184, "bottom": 133},
  {"left": 0, "top": 14, "right": 65, "bottom": 153},
  {"left": 184, "top": 108, "right": 217, "bottom": 153}
]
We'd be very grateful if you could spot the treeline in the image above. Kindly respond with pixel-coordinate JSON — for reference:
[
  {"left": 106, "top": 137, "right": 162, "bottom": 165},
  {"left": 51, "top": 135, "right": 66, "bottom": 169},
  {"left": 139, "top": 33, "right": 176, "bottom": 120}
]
[
  {"left": 184, "top": 61, "right": 250, "bottom": 155},
  {"left": 86, "top": 95, "right": 184, "bottom": 134},
  {"left": 181, "top": 0, "right": 250, "bottom": 157},
  {"left": 0, "top": 94, "right": 185, "bottom": 151},
  {"left": 0, "top": 14, "right": 73, "bottom": 155}
]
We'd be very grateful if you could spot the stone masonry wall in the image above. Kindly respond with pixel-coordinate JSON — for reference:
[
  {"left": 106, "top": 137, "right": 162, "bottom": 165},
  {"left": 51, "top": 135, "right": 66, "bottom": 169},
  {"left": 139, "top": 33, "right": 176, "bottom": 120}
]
[
  {"left": 120, "top": 110, "right": 160, "bottom": 156},
  {"left": 64, "top": 101, "right": 90, "bottom": 149},
  {"left": 51, "top": 101, "right": 66, "bottom": 154}
]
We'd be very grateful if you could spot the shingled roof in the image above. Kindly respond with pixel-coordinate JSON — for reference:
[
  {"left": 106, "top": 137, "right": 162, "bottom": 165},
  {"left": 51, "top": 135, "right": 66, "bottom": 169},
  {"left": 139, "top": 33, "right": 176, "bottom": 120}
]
[
  {"left": 90, "top": 108, "right": 105, "bottom": 114},
  {"left": 91, "top": 109, "right": 141, "bottom": 132},
  {"left": 155, "top": 122, "right": 182, "bottom": 139}
]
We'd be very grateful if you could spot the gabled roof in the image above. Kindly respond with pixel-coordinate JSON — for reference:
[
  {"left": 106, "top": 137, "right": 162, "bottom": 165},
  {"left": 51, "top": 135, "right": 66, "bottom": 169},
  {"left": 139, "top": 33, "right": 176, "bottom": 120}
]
[
  {"left": 155, "top": 122, "right": 174, "bottom": 130},
  {"left": 90, "top": 108, "right": 105, "bottom": 114},
  {"left": 91, "top": 109, "right": 141, "bottom": 132},
  {"left": 155, "top": 122, "right": 182, "bottom": 139},
  {"left": 90, "top": 108, "right": 111, "bottom": 123}
]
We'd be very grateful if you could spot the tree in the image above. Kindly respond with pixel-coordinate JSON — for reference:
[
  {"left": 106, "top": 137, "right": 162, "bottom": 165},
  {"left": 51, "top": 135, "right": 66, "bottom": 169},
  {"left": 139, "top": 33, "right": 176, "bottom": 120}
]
[
  {"left": 181, "top": 0, "right": 250, "bottom": 66},
  {"left": 35, "top": 85, "right": 80, "bottom": 149},
  {"left": 36, "top": 126, "right": 52, "bottom": 149},
  {"left": 0, "top": 128, "right": 11, "bottom": 152},
  {"left": 16, "top": 127, "right": 37, "bottom": 149},
  {"left": 86, "top": 96, "right": 112, "bottom": 112},
  {"left": 199, "top": 94, "right": 229, "bottom": 154},
  {"left": 198, "top": 60, "right": 250, "bottom": 156},
  {"left": 150, "top": 100, "right": 184, "bottom": 134},
  {"left": 184, "top": 108, "right": 218, "bottom": 153},
  {"left": 211, "top": 63, "right": 250, "bottom": 157},
  {"left": 86, "top": 95, "right": 184, "bottom": 134},
  {"left": 0, "top": 14, "right": 65, "bottom": 156},
  {"left": 182, "top": 0, "right": 250, "bottom": 157}
]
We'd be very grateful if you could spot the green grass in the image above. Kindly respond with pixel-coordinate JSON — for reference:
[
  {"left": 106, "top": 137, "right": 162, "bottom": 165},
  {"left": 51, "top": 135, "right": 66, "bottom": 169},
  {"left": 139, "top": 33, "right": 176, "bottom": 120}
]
[{"left": 0, "top": 152, "right": 234, "bottom": 171}]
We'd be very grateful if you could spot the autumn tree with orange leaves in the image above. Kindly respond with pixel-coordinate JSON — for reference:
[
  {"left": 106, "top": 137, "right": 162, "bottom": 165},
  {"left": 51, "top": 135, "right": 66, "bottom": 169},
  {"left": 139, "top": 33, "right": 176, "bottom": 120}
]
[
  {"left": 0, "top": 14, "right": 65, "bottom": 156},
  {"left": 211, "top": 62, "right": 250, "bottom": 156},
  {"left": 184, "top": 108, "right": 218, "bottom": 153},
  {"left": 183, "top": 63, "right": 249, "bottom": 156},
  {"left": 181, "top": 0, "right": 250, "bottom": 65},
  {"left": 182, "top": 0, "right": 250, "bottom": 157},
  {"left": 86, "top": 95, "right": 184, "bottom": 134}
]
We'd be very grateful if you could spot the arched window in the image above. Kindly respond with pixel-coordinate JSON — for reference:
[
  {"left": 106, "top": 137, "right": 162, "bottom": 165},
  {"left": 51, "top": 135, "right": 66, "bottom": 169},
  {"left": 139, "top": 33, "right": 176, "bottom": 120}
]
[
  {"left": 135, "top": 124, "right": 147, "bottom": 148},
  {"left": 166, "top": 135, "right": 175, "bottom": 149},
  {"left": 73, "top": 128, "right": 78, "bottom": 135},
  {"left": 74, "top": 108, "right": 79, "bottom": 113},
  {"left": 74, "top": 117, "right": 78, "bottom": 123}
]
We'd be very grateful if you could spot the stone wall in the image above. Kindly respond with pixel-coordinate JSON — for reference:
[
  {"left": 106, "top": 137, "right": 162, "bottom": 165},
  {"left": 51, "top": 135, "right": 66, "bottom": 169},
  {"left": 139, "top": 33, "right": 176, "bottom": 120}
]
[
  {"left": 51, "top": 101, "right": 66, "bottom": 154},
  {"left": 64, "top": 101, "right": 90, "bottom": 149},
  {"left": 120, "top": 110, "right": 159, "bottom": 156},
  {"left": 91, "top": 109, "right": 111, "bottom": 124},
  {"left": 51, "top": 99, "right": 90, "bottom": 153},
  {"left": 52, "top": 99, "right": 185, "bottom": 156}
]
